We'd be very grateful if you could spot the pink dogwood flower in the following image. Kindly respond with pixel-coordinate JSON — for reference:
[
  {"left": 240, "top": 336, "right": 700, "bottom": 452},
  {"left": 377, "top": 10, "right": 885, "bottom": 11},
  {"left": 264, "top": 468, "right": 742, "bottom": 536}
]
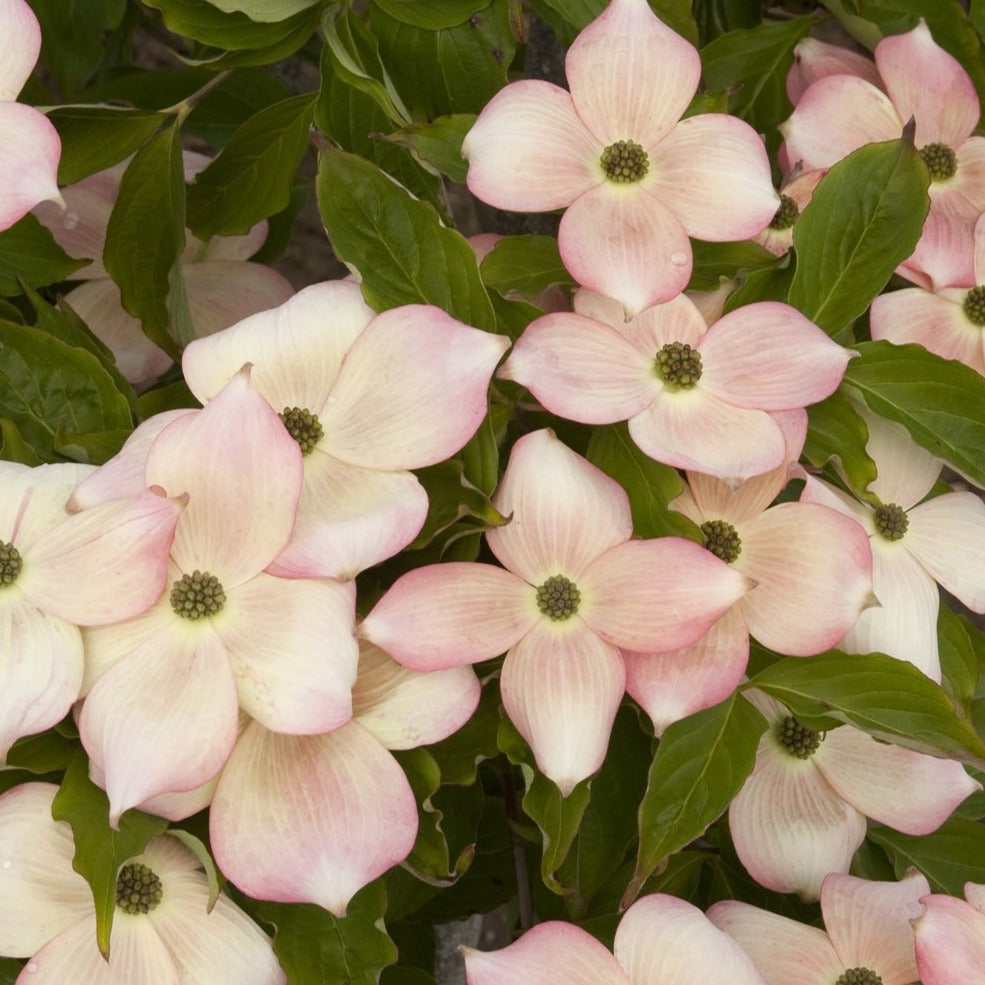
[
  {"left": 501, "top": 289, "right": 850, "bottom": 479},
  {"left": 754, "top": 168, "right": 824, "bottom": 257},
  {"left": 0, "top": 782, "right": 286, "bottom": 985},
  {"left": 462, "top": 0, "right": 778, "bottom": 315},
  {"left": 0, "top": 0, "right": 62, "bottom": 231},
  {"left": 914, "top": 882, "right": 985, "bottom": 985},
  {"left": 360, "top": 429, "right": 750, "bottom": 793},
  {"left": 181, "top": 279, "right": 509, "bottom": 579},
  {"left": 464, "top": 894, "right": 767, "bottom": 985},
  {"left": 728, "top": 692, "right": 979, "bottom": 899},
  {"left": 785, "top": 36, "right": 883, "bottom": 106},
  {"left": 709, "top": 871, "right": 930, "bottom": 985}
]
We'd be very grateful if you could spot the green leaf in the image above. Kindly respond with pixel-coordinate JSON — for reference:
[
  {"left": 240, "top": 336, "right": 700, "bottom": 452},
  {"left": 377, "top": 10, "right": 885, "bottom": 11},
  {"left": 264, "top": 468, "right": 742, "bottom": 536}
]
[
  {"left": 103, "top": 120, "right": 186, "bottom": 359},
  {"left": 687, "top": 239, "right": 780, "bottom": 292},
  {"left": 479, "top": 235, "right": 574, "bottom": 299},
  {"left": 6, "top": 727, "right": 78, "bottom": 773},
  {"left": 842, "top": 340, "right": 985, "bottom": 489},
  {"left": 255, "top": 880, "right": 398, "bottom": 985},
  {"left": 534, "top": 0, "right": 698, "bottom": 45},
  {"left": 51, "top": 752, "right": 169, "bottom": 957},
  {"left": 0, "top": 958, "right": 23, "bottom": 985},
  {"left": 869, "top": 815, "right": 985, "bottom": 894},
  {"left": 186, "top": 93, "right": 315, "bottom": 238},
  {"left": 939, "top": 605, "right": 982, "bottom": 710},
  {"left": 745, "top": 649, "right": 985, "bottom": 768},
  {"left": 316, "top": 145, "right": 498, "bottom": 330},
  {"left": 693, "top": 0, "right": 759, "bottom": 44},
  {"left": 803, "top": 389, "right": 878, "bottom": 497},
  {"left": 0, "top": 214, "right": 89, "bottom": 294},
  {"left": 166, "top": 829, "right": 223, "bottom": 910},
  {"left": 373, "top": 0, "right": 489, "bottom": 28},
  {"left": 586, "top": 423, "right": 699, "bottom": 539},
  {"left": 0, "top": 418, "right": 44, "bottom": 465},
  {"left": 202, "top": 0, "right": 321, "bottom": 21},
  {"left": 722, "top": 254, "right": 796, "bottom": 311},
  {"left": 788, "top": 133, "right": 930, "bottom": 337},
  {"left": 623, "top": 693, "right": 767, "bottom": 907},
  {"left": 380, "top": 114, "right": 476, "bottom": 183}
]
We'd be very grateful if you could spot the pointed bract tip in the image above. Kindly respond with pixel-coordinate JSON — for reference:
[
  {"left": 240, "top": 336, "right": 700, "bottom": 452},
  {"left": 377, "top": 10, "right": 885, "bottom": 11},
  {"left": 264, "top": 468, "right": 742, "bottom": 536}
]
[{"left": 902, "top": 116, "right": 917, "bottom": 146}]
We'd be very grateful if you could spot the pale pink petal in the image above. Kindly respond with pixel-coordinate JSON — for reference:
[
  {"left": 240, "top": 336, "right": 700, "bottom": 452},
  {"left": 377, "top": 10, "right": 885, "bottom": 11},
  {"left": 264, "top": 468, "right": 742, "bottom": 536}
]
[
  {"left": 781, "top": 75, "right": 901, "bottom": 171},
  {"left": 183, "top": 260, "right": 294, "bottom": 340},
  {"left": 615, "top": 894, "right": 767, "bottom": 985},
  {"left": 182, "top": 279, "right": 373, "bottom": 410},
  {"left": 699, "top": 302, "right": 850, "bottom": 409},
  {"left": 817, "top": 727, "right": 980, "bottom": 834},
  {"left": 708, "top": 900, "right": 842, "bottom": 985},
  {"left": 573, "top": 288, "right": 709, "bottom": 351},
  {"left": 22, "top": 487, "right": 181, "bottom": 626},
  {"left": 976, "top": 212, "right": 985, "bottom": 281},
  {"left": 79, "top": 630, "right": 240, "bottom": 824},
  {"left": 786, "top": 37, "right": 882, "bottom": 105},
  {"left": 821, "top": 870, "right": 928, "bottom": 984},
  {"left": 729, "top": 742, "right": 867, "bottom": 899},
  {"left": 580, "top": 537, "right": 751, "bottom": 652},
  {"left": 559, "top": 183, "right": 692, "bottom": 315},
  {"left": 798, "top": 473, "right": 875, "bottom": 529},
  {"left": 211, "top": 720, "right": 417, "bottom": 916},
  {"left": 123, "top": 771, "right": 218, "bottom": 823},
  {"left": 0, "top": 462, "right": 89, "bottom": 551},
  {"left": 906, "top": 492, "right": 985, "bottom": 611},
  {"left": 267, "top": 453, "right": 428, "bottom": 580},
  {"left": 876, "top": 21, "right": 979, "bottom": 147},
  {"left": 624, "top": 604, "right": 749, "bottom": 736},
  {"left": 501, "top": 312, "right": 656, "bottom": 424},
  {"left": 897, "top": 208, "right": 976, "bottom": 289},
  {"left": 928, "top": 137, "right": 985, "bottom": 228},
  {"left": 859, "top": 404, "right": 943, "bottom": 510},
  {"left": 146, "top": 369, "right": 302, "bottom": 585},
  {"left": 0, "top": 0, "right": 42, "bottom": 100},
  {"left": 736, "top": 501, "right": 873, "bottom": 656},
  {"left": 0, "top": 103, "right": 62, "bottom": 230},
  {"left": 192, "top": 220, "right": 269, "bottom": 263},
  {"left": 0, "top": 601, "right": 82, "bottom": 760},
  {"left": 628, "top": 388, "right": 787, "bottom": 479},
  {"left": 488, "top": 429, "right": 633, "bottom": 583},
  {"left": 501, "top": 619, "right": 624, "bottom": 794},
  {"left": 0, "top": 783, "right": 92, "bottom": 956},
  {"left": 352, "top": 641, "right": 480, "bottom": 750},
  {"left": 464, "top": 921, "right": 630, "bottom": 985},
  {"left": 218, "top": 574, "right": 357, "bottom": 734},
  {"left": 566, "top": 0, "right": 700, "bottom": 146},
  {"left": 648, "top": 115, "right": 779, "bottom": 240},
  {"left": 359, "top": 563, "right": 537, "bottom": 671},
  {"left": 966, "top": 882, "right": 985, "bottom": 911},
  {"left": 463, "top": 80, "right": 599, "bottom": 210},
  {"left": 915, "top": 894, "right": 985, "bottom": 985},
  {"left": 321, "top": 306, "right": 508, "bottom": 469}
]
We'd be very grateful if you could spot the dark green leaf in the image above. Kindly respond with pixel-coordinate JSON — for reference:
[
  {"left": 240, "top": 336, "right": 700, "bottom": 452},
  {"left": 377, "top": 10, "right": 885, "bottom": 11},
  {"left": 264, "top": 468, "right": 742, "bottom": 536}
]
[
  {"left": 0, "top": 958, "right": 23, "bottom": 985},
  {"left": 788, "top": 134, "right": 930, "bottom": 337},
  {"left": 688, "top": 239, "right": 780, "bottom": 292},
  {"left": 479, "top": 235, "right": 573, "bottom": 299},
  {"left": 204, "top": 0, "right": 321, "bottom": 20},
  {"left": 722, "top": 254, "right": 795, "bottom": 311},
  {"left": 939, "top": 604, "right": 981, "bottom": 710},
  {"left": 624, "top": 693, "right": 766, "bottom": 907},
  {"left": 535, "top": 0, "right": 697, "bottom": 44},
  {"left": 6, "top": 728, "right": 78, "bottom": 773},
  {"left": 693, "top": 0, "right": 759, "bottom": 45},
  {"left": 0, "top": 214, "right": 89, "bottom": 295},
  {"left": 381, "top": 114, "right": 476, "bottom": 183},
  {"left": 136, "top": 379, "right": 200, "bottom": 419},
  {"left": 803, "top": 389, "right": 878, "bottom": 498},
  {"left": 0, "top": 418, "right": 44, "bottom": 465},
  {"left": 166, "top": 829, "right": 222, "bottom": 910},
  {"left": 372, "top": 0, "right": 489, "bottom": 29}
]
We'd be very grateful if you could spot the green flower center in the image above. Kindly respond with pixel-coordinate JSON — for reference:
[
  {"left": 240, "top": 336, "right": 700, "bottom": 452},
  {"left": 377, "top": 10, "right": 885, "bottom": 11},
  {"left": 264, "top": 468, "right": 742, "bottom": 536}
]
[
  {"left": 656, "top": 341, "right": 702, "bottom": 389},
  {"left": 701, "top": 520, "right": 742, "bottom": 563},
  {"left": 835, "top": 969, "right": 882, "bottom": 985},
  {"left": 536, "top": 574, "right": 581, "bottom": 621},
  {"left": 768, "top": 194, "right": 799, "bottom": 230},
  {"left": 170, "top": 569, "right": 226, "bottom": 620},
  {"left": 873, "top": 503, "right": 908, "bottom": 542},
  {"left": 116, "top": 862, "right": 163, "bottom": 914},
  {"left": 777, "top": 715, "right": 822, "bottom": 759},
  {"left": 963, "top": 285, "right": 985, "bottom": 326},
  {"left": 600, "top": 139, "right": 649, "bottom": 183},
  {"left": 0, "top": 540, "right": 22, "bottom": 588},
  {"left": 919, "top": 142, "right": 957, "bottom": 181},
  {"left": 280, "top": 406, "right": 324, "bottom": 456}
]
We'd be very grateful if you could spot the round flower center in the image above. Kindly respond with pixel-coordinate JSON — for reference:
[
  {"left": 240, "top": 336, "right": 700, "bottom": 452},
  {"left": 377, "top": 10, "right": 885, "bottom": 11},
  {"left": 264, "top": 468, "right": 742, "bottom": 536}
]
[
  {"left": 600, "top": 139, "right": 649, "bottom": 183},
  {"left": 170, "top": 569, "right": 226, "bottom": 620},
  {"left": 116, "top": 862, "right": 163, "bottom": 914},
  {"left": 536, "top": 574, "right": 581, "bottom": 621},
  {"left": 656, "top": 341, "right": 702, "bottom": 389},
  {"left": 873, "top": 503, "right": 908, "bottom": 542},
  {"left": 963, "top": 285, "right": 985, "bottom": 326},
  {"left": 835, "top": 969, "right": 882, "bottom": 985},
  {"left": 769, "top": 193, "right": 799, "bottom": 230},
  {"left": 919, "top": 142, "right": 957, "bottom": 181},
  {"left": 0, "top": 540, "right": 22, "bottom": 588},
  {"left": 701, "top": 519, "right": 742, "bottom": 563},
  {"left": 280, "top": 406, "right": 324, "bottom": 456},
  {"left": 777, "top": 715, "right": 822, "bottom": 759}
]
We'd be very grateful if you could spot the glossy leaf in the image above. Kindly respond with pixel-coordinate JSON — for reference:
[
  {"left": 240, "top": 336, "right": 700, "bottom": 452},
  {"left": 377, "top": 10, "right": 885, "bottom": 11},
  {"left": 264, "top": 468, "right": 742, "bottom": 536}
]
[
  {"left": 203, "top": 0, "right": 322, "bottom": 21},
  {"left": 381, "top": 114, "right": 476, "bottom": 183},
  {"left": 688, "top": 239, "right": 780, "bottom": 292},
  {"left": 803, "top": 389, "right": 878, "bottom": 499},
  {"left": 938, "top": 604, "right": 981, "bottom": 711},
  {"left": 479, "top": 235, "right": 573, "bottom": 299},
  {"left": 0, "top": 215, "right": 88, "bottom": 295},
  {"left": 372, "top": 0, "right": 489, "bottom": 29},
  {"left": 5, "top": 729, "right": 78, "bottom": 774},
  {"left": 0, "top": 418, "right": 43, "bottom": 466}
]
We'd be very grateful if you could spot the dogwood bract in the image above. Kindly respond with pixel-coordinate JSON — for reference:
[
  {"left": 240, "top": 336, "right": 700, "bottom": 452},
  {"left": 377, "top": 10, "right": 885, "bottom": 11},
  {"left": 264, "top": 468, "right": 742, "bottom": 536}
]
[{"left": 914, "top": 882, "right": 985, "bottom": 985}]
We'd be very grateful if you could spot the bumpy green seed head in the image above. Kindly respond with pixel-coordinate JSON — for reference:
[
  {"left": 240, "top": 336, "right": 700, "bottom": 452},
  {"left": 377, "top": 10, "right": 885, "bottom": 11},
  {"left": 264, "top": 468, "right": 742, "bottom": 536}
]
[
  {"left": 600, "top": 140, "right": 650, "bottom": 183},
  {"left": 777, "top": 716, "right": 822, "bottom": 759},
  {"left": 0, "top": 541, "right": 22, "bottom": 588},
  {"left": 116, "top": 862, "right": 163, "bottom": 914},
  {"left": 769, "top": 194, "right": 799, "bottom": 231},
  {"left": 170, "top": 569, "right": 226, "bottom": 620},
  {"left": 835, "top": 968, "right": 882, "bottom": 985},
  {"left": 536, "top": 574, "right": 581, "bottom": 621},
  {"left": 919, "top": 142, "right": 957, "bottom": 181},
  {"left": 873, "top": 503, "right": 908, "bottom": 542},
  {"left": 701, "top": 519, "right": 742, "bottom": 564},
  {"left": 280, "top": 406, "right": 324, "bottom": 455},
  {"left": 964, "top": 285, "right": 985, "bottom": 326},
  {"left": 655, "top": 341, "right": 703, "bottom": 389}
]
